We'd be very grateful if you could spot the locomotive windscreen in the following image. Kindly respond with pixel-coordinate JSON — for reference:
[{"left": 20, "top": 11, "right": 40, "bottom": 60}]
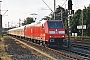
[{"left": 48, "top": 21, "right": 63, "bottom": 28}]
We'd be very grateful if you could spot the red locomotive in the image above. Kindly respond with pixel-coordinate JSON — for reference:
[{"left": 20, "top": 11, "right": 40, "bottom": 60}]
[{"left": 8, "top": 20, "right": 69, "bottom": 47}]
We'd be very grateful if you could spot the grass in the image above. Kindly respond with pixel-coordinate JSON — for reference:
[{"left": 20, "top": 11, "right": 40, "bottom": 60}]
[
  {"left": 66, "top": 35, "right": 90, "bottom": 39},
  {"left": 0, "top": 35, "right": 12, "bottom": 60}
]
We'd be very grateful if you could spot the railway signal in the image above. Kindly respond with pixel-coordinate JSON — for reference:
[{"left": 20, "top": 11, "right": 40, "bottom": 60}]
[
  {"left": 68, "top": 0, "right": 72, "bottom": 10},
  {"left": 67, "top": 0, "right": 74, "bottom": 48}
]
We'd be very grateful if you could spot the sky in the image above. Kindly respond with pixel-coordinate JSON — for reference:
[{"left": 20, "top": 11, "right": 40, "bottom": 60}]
[{"left": 1, "top": 0, "right": 90, "bottom": 28}]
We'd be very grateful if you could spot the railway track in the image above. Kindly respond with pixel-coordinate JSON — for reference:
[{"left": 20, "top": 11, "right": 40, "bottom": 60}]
[
  {"left": 50, "top": 39, "right": 90, "bottom": 60},
  {"left": 4, "top": 37, "right": 45, "bottom": 60},
  {"left": 10, "top": 36, "right": 85, "bottom": 60},
  {"left": 59, "top": 47, "right": 90, "bottom": 60},
  {"left": 71, "top": 43, "right": 90, "bottom": 51},
  {"left": 70, "top": 38, "right": 90, "bottom": 45}
]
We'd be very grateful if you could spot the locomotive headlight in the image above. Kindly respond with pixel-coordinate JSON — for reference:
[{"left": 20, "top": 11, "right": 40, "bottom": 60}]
[
  {"left": 61, "top": 35, "right": 65, "bottom": 37},
  {"left": 50, "top": 36, "right": 52, "bottom": 38}
]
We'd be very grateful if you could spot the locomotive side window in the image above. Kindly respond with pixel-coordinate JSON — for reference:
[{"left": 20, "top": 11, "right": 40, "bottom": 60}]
[{"left": 48, "top": 21, "right": 63, "bottom": 28}]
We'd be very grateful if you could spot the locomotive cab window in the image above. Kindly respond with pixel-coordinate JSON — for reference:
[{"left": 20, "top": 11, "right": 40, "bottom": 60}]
[{"left": 48, "top": 21, "right": 63, "bottom": 28}]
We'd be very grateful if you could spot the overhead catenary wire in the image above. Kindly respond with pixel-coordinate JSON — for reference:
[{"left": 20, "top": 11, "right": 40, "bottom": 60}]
[
  {"left": 2, "top": 10, "right": 8, "bottom": 16},
  {"left": 42, "top": 0, "right": 68, "bottom": 20},
  {"left": 42, "top": 0, "right": 53, "bottom": 13},
  {"left": 62, "top": 0, "right": 67, "bottom": 7}
]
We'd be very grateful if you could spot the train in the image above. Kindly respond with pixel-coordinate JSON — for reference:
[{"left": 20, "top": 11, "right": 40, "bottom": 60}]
[{"left": 7, "top": 20, "right": 69, "bottom": 47}]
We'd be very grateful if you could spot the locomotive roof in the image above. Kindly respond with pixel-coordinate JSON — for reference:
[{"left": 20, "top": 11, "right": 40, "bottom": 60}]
[{"left": 25, "top": 20, "right": 47, "bottom": 27}]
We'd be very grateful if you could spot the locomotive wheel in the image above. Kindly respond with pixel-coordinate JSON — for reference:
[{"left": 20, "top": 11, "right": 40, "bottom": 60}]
[{"left": 32, "top": 39, "right": 34, "bottom": 42}]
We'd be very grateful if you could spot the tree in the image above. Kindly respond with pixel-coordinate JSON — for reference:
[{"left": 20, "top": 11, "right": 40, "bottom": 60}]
[
  {"left": 50, "top": 5, "right": 68, "bottom": 21},
  {"left": 71, "top": 4, "right": 90, "bottom": 36},
  {"left": 71, "top": 9, "right": 82, "bottom": 34},
  {"left": 86, "top": 4, "right": 90, "bottom": 35},
  {"left": 22, "top": 17, "right": 35, "bottom": 25}
]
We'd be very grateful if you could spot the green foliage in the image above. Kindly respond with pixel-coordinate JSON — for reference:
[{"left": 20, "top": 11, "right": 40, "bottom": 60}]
[
  {"left": 22, "top": 17, "right": 35, "bottom": 25},
  {"left": 50, "top": 6, "right": 68, "bottom": 21},
  {"left": 71, "top": 9, "right": 82, "bottom": 34},
  {"left": 71, "top": 4, "right": 90, "bottom": 36}
]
